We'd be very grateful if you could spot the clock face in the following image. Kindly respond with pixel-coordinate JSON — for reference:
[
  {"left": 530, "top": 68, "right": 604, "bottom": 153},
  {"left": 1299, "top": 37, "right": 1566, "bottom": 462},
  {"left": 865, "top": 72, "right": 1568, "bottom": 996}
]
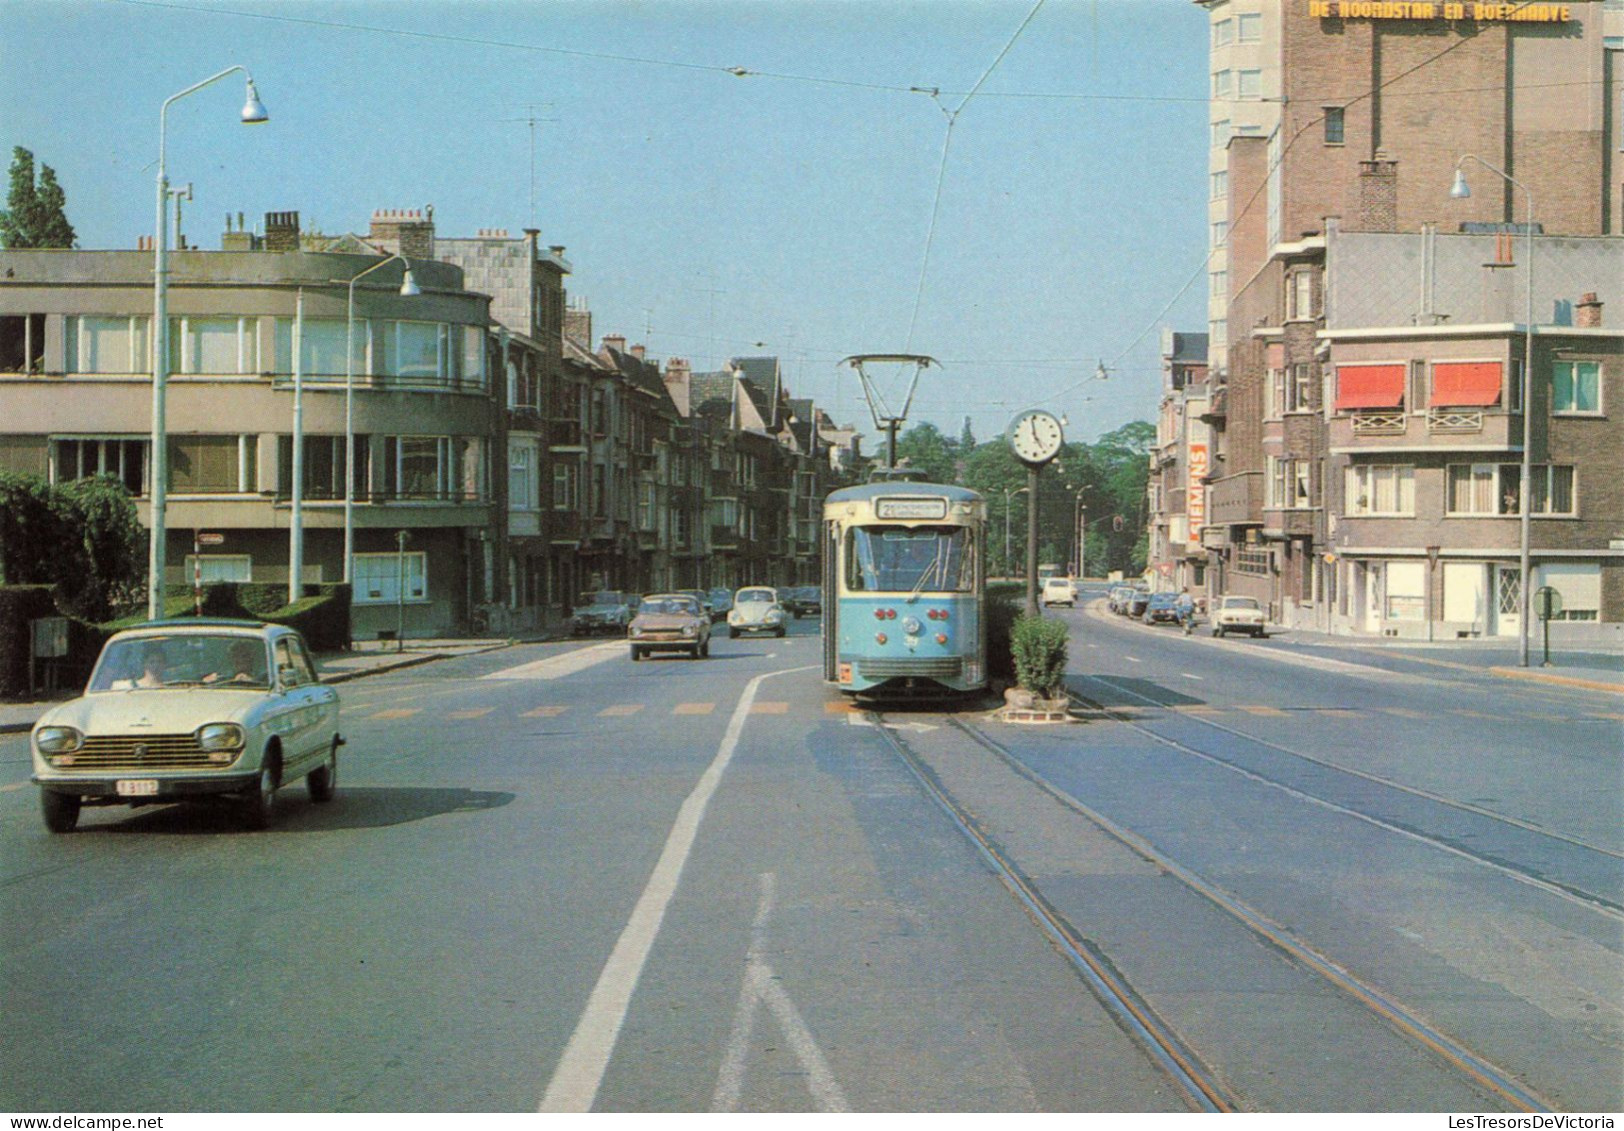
[{"left": 1006, "top": 409, "right": 1064, "bottom": 466}]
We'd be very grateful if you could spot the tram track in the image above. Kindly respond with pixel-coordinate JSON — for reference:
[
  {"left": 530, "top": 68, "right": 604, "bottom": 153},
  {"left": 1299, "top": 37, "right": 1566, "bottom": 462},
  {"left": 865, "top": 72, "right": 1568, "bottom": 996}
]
[
  {"left": 1070, "top": 673, "right": 1624, "bottom": 920},
  {"left": 869, "top": 707, "right": 1560, "bottom": 1113}
]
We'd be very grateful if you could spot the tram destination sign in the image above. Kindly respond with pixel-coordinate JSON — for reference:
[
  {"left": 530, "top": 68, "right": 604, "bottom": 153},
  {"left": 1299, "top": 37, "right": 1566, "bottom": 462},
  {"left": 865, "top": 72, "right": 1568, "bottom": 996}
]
[{"left": 876, "top": 497, "right": 949, "bottom": 520}]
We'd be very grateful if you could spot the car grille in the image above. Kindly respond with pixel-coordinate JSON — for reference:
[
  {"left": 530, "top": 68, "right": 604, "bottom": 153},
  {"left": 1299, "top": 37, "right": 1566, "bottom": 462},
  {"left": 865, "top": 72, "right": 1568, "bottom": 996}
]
[
  {"left": 859, "top": 657, "right": 963, "bottom": 679},
  {"left": 63, "top": 734, "right": 213, "bottom": 772}
]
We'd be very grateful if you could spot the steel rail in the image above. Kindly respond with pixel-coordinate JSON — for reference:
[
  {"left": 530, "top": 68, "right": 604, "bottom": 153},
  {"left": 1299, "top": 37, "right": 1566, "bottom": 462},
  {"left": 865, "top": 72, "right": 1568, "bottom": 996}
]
[
  {"left": 866, "top": 711, "right": 1239, "bottom": 1113},
  {"left": 946, "top": 715, "right": 1557, "bottom": 1113},
  {"left": 1073, "top": 673, "right": 1623, "bottom": 920}
]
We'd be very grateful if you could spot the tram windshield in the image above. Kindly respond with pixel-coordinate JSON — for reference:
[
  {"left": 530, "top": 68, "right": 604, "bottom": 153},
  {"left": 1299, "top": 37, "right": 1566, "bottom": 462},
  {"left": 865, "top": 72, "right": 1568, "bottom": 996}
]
[{"left": 848, "top": 526, "right": 975, "bottom": 593}]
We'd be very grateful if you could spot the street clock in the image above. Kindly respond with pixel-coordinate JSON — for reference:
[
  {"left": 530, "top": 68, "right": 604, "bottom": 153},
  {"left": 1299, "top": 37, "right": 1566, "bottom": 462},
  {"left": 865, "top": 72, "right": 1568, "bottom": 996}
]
[{"left": 1006, "top": 408, "right": 1064, "bottom": 467}]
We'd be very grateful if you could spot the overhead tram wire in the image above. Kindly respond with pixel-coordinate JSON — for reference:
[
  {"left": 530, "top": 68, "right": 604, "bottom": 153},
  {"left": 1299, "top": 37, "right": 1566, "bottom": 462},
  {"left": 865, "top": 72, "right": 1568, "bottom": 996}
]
[
  {"left": 1031, "top": 0, "right": 1556, "bottom": 413},
  {"left": 904, "top": 0, "right": 1049, "bottom": 352}
]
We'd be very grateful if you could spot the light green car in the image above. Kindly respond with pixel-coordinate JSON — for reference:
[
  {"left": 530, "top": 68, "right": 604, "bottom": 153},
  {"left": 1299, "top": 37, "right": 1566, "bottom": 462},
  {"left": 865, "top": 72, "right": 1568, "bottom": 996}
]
[{"left": 31, "top": 620, "right": 343, "bottom": 833}]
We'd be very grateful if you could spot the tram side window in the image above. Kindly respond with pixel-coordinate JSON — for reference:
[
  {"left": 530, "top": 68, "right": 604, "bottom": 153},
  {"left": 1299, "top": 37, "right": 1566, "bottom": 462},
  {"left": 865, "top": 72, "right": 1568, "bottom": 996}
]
[{"left": 848, "top": 526, "right": 974, "bottom": 592}]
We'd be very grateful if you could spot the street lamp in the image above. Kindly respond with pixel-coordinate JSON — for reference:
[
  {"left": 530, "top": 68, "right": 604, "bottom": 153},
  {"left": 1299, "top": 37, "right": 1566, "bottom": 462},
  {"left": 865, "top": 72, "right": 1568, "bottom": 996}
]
[
  {"left": 340, "top": 254, "right": 420, "bottom": 585},
  {"left": 1074, "top": 491, "right": 1089, "bottom": 581},
  {"left": 1451, "top": 154, "right": 1535, "bottom": 667},
  {"left": 1002, "top": 485, "right": 1029, "bottom": 578},
  {"left": 148, "top": 67, "right": 268, "bottom": 620}
]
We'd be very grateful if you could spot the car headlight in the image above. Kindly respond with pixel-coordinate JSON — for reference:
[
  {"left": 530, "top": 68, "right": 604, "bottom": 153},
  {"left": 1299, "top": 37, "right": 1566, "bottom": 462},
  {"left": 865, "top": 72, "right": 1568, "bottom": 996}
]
[
  {"left": 729, "top": 611, "right": 742, "bottom": 624},
  {"left": 681, "top": 624, "right": 696, "bottom": 637},
  {"left": 630, "top": 626, "right": 643, "bottom": 637},
  {"left": 35, "top": 726, "right": 83, "bottom": 755},
  {"left": 196, "top": 723, "right": 246, "bottom": 752},
  {"left": 765, "top": 610, "right": 783, "bottom": 622}
]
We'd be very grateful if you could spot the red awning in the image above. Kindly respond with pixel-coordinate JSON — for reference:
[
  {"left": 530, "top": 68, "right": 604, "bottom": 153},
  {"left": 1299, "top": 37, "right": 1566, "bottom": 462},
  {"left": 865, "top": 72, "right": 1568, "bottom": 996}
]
[
  {"left": 1432, "top": 361, "right": 1502, "bottom": 407},
  {"left": 1335, "top": 364, "right": 1405, "bottom": 411}
]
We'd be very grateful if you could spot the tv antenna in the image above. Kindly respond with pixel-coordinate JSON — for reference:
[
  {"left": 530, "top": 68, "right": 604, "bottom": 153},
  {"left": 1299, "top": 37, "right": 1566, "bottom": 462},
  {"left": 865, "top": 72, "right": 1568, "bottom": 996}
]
[{"left": 499, "top": 102, "right": 558, "bottom": 229}]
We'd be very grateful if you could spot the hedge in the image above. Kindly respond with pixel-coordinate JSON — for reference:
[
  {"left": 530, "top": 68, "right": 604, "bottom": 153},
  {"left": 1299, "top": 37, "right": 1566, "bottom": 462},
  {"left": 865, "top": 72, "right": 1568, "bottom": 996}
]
[{"left": 0, "top": 586, "right": 59, "bottom": 698}]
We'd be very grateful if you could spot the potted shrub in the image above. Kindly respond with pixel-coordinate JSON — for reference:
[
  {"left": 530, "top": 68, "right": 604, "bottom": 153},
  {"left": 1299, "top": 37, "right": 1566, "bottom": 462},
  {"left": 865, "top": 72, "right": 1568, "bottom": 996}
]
[{"left": 1006, "top": 614, "right": 1069, "bottom": 715}]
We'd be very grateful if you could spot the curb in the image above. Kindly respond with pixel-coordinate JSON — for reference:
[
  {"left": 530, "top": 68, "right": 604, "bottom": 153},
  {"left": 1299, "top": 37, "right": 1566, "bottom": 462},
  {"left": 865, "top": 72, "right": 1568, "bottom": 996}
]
[{"left": 1490, "top": 666, "right": 1624, "bottom": 695}]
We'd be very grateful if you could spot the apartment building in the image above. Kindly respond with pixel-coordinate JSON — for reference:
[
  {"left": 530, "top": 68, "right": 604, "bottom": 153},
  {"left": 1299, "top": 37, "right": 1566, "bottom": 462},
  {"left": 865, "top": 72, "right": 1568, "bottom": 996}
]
[{"left": 1182, "top": 0, "right": 1624, "bottom": 640}]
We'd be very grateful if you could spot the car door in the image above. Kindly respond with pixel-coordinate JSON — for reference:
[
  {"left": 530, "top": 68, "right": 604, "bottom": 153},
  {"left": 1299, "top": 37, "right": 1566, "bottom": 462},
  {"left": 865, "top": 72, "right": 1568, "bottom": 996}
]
[{"left": 272, "top": 635, "right": 333, "bottom": 769}]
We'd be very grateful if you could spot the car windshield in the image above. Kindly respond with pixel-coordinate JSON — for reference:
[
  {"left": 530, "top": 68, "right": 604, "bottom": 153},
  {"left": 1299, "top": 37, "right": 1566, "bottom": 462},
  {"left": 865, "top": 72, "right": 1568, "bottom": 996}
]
[
  {"left": 848, "top": 526, "right": 975, "bottom": 593},
  {"left": 580, "top": 591, "right": 629, "bottom": 608},
  {"left": 1223, "top": 597, "right": 1262, "bottom": 610},
  {"left": 736, "top": 589, "right": 774, "bottom": 603},
  {"left": 89, "top": 634, "right": 269, "bottom": 692},
  {"left": 640, "top": 598, "right": 698, "bottom": 616}
]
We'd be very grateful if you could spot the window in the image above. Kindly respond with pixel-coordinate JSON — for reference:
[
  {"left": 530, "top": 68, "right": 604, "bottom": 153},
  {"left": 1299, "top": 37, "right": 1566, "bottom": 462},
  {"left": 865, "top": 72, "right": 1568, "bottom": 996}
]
[
  {"left": 279, "top": 435, "right": 367, "bottom": 500},
  {"left": 353, "top": 551, "right": 427, "bottom": 605},
  {"left": 1267, "top": 457, "right": 1311, "bottom": 508},
  {"left": 275, "top": 317, "right": 363, "bottom": 378},
  {"left": 175, "top": 317, "right": 256, "bottom": 375},
  {"left": 67, "top": 316, "right": 149, "bottom": 374},
  {"left": 591, "top": 464, "right": 606, "bottom": 516},
  {"left": 1448, "top": 463, "right": 1574, "bottom": 516},
  {"left": 1211, "top": 119, "right": 1231, "bottom": 148},
  {"left": 1211, "top": 220, "right": 1228, "bottom": 249},
  {"left": 381, "top": 435, "right": 477, "bottom": 500},
  {"left": 1385, "top": 562, "right": 1426, "bottom": 620},
  {"left": 1213, "top": 18, "right": 1233, "bottom": 46},
  {"left": 170, "top": 435, "right": 254, "bottom": 494},
  {"left": 1237, "top": 12, "right": 1261, "bottom": 41},
  {"left": 1211, "top": 170, "right": 1228, "bottom": 200},
  {"left": 637, "top": 483, "right": 656, "bottom": 531},
  {"left": 184, "top": 554, "right": 252, "bottom": 583},
  {"left": 52, "top": 437, "right": 147, "bottom": 494},
  {"left": 848, "top": 526, "right": 975, "bottom": 593},
  {"left": 553, "top": 460, "right": 578, "bottom": 510},
  {"left": 1268, "top": 368, "right": 1286, "bottom": 419},
  {"left": 509, "top": 443, "right": 536, "bottom": 510},
  {"left": 1551, "top": 360, "right": 1601, "bottom": 413},
  {"left": 388, "top": 321, "right": 444, "bottom": 381},
  {"left": 0, "top": 436, "right": 49, "bottom": 477},
  {"left": 0, "top": 314, "right": 46, "bottom": 373},
  {"left": 1324, "top": 107, "right": 1345, "bottom": 145},
  {"left": 1287, "top": 272, "right": 1315, "bottom": 320},
  {"left": 1291, "top": 363, "right": 1314, "bottom": 411},
  {"left": 1210, "top": 270, "right": 1228, "bottom": 299},
  {"left": 1345, "top": 465, "right": 1415, "bottom": 516},
  {"left": 1535, "top": 562, "right": 1600, "bottom": 621},
  {"left": 1210, "top": 318, "right": 1227, "bottom": 348},
  {"left": 1237, "top": 70, "right": 1262, "bottom": 99},
  {"left": 1213, "top": 70, "right": 1233, "bottom": 100},
  {"left": 462, "top": 325, "right": 486, "bottom": 389}
]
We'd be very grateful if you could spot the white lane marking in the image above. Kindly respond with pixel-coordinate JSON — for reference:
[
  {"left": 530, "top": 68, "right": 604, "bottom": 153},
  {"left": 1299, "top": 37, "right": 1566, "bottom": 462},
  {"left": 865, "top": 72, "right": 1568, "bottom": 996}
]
[
  {"left": 712, "top": 874, "right": 850, "bottom": 1113},
  {"left": 1124, "top": 656, "right": 1142, "bottom": 664},
  {"left": 0, "top": 781, "right": 26, "bottom": 793},
  {"left": 482, "top": 641, "right": 622, "bottom": 681},
  {"left": 539, "top": 664, "right": 818, "bottom": 1112},
  {"left": 1181, "top": 673, "right": 1205, "bottom": 681}
]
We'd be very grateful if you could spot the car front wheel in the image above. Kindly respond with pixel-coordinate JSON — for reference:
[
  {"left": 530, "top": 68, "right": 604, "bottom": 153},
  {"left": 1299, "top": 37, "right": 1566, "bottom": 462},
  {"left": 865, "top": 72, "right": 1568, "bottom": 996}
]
[
  {"left": 242, "top": 760, "right": 278, "bottom": 831},
  {"left": 41, "top": 789, "right": 80, "bottom": 834}
]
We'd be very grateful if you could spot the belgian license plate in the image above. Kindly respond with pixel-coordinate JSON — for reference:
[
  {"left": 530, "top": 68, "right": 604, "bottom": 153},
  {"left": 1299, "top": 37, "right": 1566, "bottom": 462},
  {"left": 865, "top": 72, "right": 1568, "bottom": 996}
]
[{"left": 116, "top": 779, "right": 159, "bottom": 797}]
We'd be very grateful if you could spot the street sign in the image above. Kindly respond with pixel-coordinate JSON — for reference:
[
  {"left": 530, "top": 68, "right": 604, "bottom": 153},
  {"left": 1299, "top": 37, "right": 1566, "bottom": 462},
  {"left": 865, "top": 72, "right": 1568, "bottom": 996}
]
[
  {"left": 1535, "top": 585, "right": 1561, "bottom": 620},
  {"left": 197, "top": 532, "right": 225, "bottom": 546}
]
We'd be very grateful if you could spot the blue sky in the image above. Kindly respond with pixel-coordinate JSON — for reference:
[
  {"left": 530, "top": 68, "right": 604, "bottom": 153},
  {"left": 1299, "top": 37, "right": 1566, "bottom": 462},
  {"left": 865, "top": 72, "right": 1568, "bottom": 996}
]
[{"left": 1, "top": 0, "right": 1210, "bottom": 445}]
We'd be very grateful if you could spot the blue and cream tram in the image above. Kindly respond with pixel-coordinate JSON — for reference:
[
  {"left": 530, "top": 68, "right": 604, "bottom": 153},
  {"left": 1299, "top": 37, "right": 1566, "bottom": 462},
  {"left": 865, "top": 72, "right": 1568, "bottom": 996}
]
[{"left": 822, "top": 479, "right": 988, "bottom": 697}]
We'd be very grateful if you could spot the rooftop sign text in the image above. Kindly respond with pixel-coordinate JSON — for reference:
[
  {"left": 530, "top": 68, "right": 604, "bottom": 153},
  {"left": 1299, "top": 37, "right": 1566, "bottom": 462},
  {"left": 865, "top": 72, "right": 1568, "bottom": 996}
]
[{"left": 1309, "top": 1, "right": 1573, "bottom": 20}]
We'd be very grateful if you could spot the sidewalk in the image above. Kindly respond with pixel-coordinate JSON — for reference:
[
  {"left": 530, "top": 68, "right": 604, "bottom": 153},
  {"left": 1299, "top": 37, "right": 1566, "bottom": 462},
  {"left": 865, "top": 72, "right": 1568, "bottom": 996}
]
[{"left": 0, "top": 637, "right": 518, "bottom": 735}]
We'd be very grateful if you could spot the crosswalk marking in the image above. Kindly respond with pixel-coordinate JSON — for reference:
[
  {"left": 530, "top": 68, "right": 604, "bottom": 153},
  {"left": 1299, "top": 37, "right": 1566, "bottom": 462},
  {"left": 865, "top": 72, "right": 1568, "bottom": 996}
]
[
  {"left": 1318, "top": 708, "right": 1360, "bottom": 718},
  {"left": 522, "top": 706, "right": 568, "bottom": 718},
  {"left": 1379, "top": 707, "right": 1426, "bottom": 719},
  {"left": 599, "top": 705, "right": 644, "bottom": 718},
  {"left": 751, "top": 701, "right": 790, "bottom": 715},
  {"left": 1237, "top": 706, "right": 1287, "bottom": 717},
  {"left": 1178, "top": 705, "right": 1223, "bottom": 715},
  {"left": 447, "top": 708, "right": 494, "bottom": 720},
  {"left": 371, "top": 708, "right": 420, "bottom": 719},
  {"left": 674, "top": 702, "right": 716, "bottom": 716},
  {"left": 824, "top": 701, "right": 858, "bottom": 714}
]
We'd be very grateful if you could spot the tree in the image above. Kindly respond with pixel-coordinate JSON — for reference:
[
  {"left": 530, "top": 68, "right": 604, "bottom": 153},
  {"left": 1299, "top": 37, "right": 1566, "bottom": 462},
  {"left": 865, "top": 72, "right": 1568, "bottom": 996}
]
[
  {"left": 1, "top": 147, "right": 76, "bottom": 249},
  {"left": 893, "top": 422, "right": 958, "bottom": 484},
  {"left": 0, "top": 472, "right": 145, "bottom": 621}
]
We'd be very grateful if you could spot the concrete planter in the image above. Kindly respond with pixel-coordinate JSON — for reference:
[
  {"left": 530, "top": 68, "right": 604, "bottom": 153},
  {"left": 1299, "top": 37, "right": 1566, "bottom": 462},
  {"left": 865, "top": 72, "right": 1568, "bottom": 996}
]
[{"left": 999, "top": 686, "right": 1073, "bottom": 724}]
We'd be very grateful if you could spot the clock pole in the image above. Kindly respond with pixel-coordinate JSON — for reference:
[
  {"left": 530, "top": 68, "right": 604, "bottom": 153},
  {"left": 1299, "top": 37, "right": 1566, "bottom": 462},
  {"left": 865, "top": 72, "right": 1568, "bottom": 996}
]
[{"left": 1026, "top": 463, "right": 1041, "bottom": 618}]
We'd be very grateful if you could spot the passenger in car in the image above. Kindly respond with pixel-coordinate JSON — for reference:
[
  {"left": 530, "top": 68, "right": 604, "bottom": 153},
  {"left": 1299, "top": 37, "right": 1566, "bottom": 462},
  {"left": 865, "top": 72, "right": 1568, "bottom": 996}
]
[{"left": 206, "top": 641, "right": 267, "bottom": 686}]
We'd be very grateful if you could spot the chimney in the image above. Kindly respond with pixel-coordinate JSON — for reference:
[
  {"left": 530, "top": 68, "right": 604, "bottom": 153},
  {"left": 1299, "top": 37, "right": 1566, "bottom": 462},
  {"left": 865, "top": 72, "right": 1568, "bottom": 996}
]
[
  {"left": 1577, "top": 292, "right": 1604, "bottom": 328},
  {"left": 221, "top": 211, "right": 258, "bottom": 252},
  {"left": 264, "top": 210, "right": 301, "bottom": 252},
  {"left": 564, "top": 305, "right": 592, "bottom": 347},
  {"left": 664, "top": 358, "right": 692, "bottom": 417},
  {"left": 602, "top": 334, "right": 627, "bottom": 356},
  {"left": 1357, "top": 155, "right": 1398, "bottom": 232},
  {"left": 368, "top": 208, "right": 436, "bottom": 259},
  {"left": 630, "top": 343, "right": 646, "bottom": 360}
]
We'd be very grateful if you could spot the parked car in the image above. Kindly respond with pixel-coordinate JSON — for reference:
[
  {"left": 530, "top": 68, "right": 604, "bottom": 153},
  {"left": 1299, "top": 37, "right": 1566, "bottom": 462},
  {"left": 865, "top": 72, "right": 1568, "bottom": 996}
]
[
  {"left": 1143, "top": 592, "right": 1181, "bottom": 623},
  {"left": 728, "top": 586, "right": 786, "bottom": 638},
  {"left": 1211, "top": 595, "right": 1268, "bottom": 638},
  {"left": 571, "top": 591, "right": 639, "bottom": 636},
  {"left": 706, "top": 588, "right": 734, "bottom": 622},
  {"left": 676, "top": 589, "right": 714, "bottom": 620},
  {"left": 782, "top": 586, "right": 822, "bottom": 618},
  {"left": 629, "top": 593, "right": 711, "bottom": 660},
  {"left": 1042, "top": 575, "right": 1075, "bottom": 608},
  {"left": 1109, "top": 586, "right": 1137, "bottom": 614},
  {"left": 30, "top": 620, "right": 342, "bottom": 833},
  {"left": 1124, "top": 590, "right": 1151, "bottom": 618}
]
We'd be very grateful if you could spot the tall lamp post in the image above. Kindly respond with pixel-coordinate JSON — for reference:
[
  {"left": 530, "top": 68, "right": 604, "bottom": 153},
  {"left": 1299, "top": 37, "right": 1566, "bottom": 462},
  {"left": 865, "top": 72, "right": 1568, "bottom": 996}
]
[
  {"left": 1451, "top": 155, "right": 1535, "bottom": 667},
  {"left": 1002, "top": 485, "right": 1029, "bottom": 578},
  {"left": 340, "top": 254, "right": 420, "bottom": 585},
  {"left": 1074, "top": 493, "right": 1088, "bottom": 581},
  {"left": 148, "top": 67, "right": 268, "bottom": 620}
]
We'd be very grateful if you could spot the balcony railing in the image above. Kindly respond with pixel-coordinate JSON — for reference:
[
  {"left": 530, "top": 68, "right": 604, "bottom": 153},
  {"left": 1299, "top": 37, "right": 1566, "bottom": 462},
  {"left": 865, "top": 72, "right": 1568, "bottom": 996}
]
[
  {"left": 547, "top": 419, "right": 585, "bottom": 448},
  {"left": 1427, "top": 408, "right": 1483, "bottom": 433},
  {"left": 1350, "top": 411, "right": 1406, "bottom": 435}
]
